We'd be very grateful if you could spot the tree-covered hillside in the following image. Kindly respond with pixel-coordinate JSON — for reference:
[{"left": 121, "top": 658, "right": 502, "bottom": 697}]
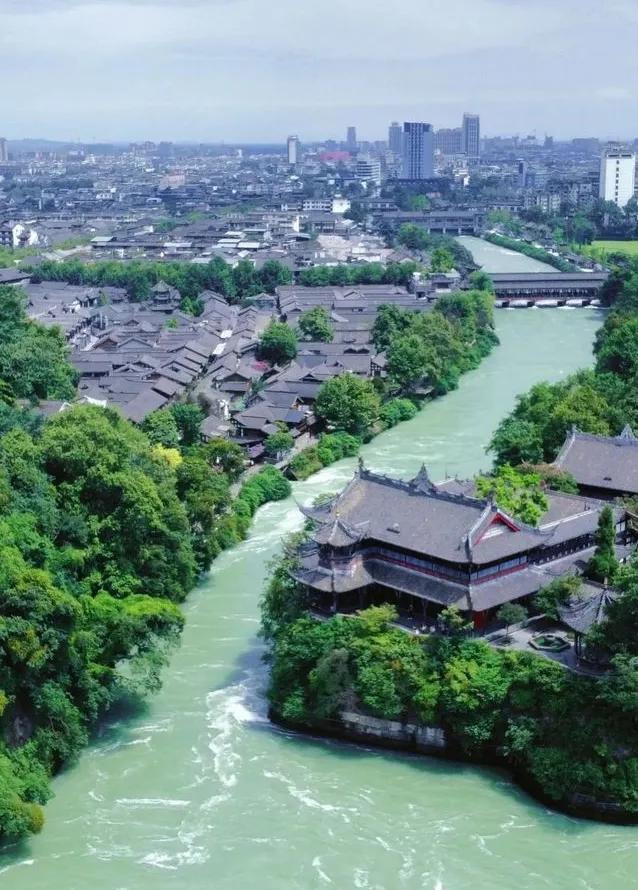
[{"left": 0, "top": 290, "right": 290, "bottom": 841}]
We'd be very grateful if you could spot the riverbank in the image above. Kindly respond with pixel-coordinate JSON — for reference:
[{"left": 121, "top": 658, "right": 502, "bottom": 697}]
[
  {"left": 482, "top": 233, "right": 574, "bottom": 271},
  {"left": 265, "top": 582, "right": 638, "bottom": 823},
  {"left": 271, "top": 709, "right": 637, "bottom": 825}
]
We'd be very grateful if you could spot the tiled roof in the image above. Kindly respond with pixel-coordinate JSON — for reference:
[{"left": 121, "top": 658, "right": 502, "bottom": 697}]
[{"left": 554, "top": 426, "right": 638, "bottom": 494}]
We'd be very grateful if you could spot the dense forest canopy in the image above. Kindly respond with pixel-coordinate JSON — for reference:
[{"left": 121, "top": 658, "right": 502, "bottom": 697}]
[{"left": 0, "top": 293, "right": 291, "bottom": 841}]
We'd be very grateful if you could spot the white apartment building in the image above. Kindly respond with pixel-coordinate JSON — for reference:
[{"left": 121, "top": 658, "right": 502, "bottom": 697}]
[
  {"left": 287, "top": 135, "right": 299, "bottom": 166},
  {"left": 599, "top": 147, "right": 636, "bottom": 207},
  {"left": 355, "top": 156, "right": 382, "bottom": 186}
]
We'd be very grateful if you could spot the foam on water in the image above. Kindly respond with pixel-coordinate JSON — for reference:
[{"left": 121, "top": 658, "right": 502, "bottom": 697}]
[
  {"left": 206, "top": 670, "right": 268, "bottom": 788},
  {"left": 115, "top": 798, "right": 190, "bottom": 809}
]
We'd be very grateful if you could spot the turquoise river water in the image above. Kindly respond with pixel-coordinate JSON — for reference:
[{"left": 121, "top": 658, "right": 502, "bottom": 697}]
[{"left": 2, "top": 242, "right": 635, "bottom": 889}]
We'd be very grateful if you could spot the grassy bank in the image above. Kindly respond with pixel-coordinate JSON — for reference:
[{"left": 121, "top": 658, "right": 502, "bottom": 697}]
[{"left": 584, "top": 240, "right": 638, "bottom": 261}]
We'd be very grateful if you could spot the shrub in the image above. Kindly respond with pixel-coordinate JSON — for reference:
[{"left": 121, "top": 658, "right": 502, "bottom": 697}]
[{"left": 380, "top": 398, "right": 418, "bottom": 428}]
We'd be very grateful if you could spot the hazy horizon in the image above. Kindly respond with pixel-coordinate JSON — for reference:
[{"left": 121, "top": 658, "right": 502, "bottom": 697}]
[{"left": 2, "top": 0, "right": 638, "bottom": 143}]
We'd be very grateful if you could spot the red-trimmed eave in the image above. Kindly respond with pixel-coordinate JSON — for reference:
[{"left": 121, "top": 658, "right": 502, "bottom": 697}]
[{"left": 473, "top": 511, "right": 521, "bottom": 545}]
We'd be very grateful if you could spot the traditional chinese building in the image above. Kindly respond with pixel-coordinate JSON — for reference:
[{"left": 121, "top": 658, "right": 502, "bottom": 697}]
[
  {"left": 554, "top": 425, "right": 638, "bottom": 500},
  {"left": 557, "top": 582, "right": 620, "bottom": 660},
  {"left": 293, "top": 462, "right": 628, "bottom": 630}
]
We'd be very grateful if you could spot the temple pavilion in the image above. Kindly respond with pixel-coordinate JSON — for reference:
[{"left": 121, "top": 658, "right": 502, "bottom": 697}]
[{"left": 293, "top": 462, "right": 629, "bottom": 630}]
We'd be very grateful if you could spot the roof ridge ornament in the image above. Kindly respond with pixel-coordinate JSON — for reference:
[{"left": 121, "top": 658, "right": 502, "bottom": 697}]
[{"left": 410, "top": 463, "right": 435, "bottom": 492}]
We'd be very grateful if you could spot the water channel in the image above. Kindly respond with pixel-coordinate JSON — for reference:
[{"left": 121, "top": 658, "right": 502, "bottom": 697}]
[{"left": 2, "top": 243, "right": 635, "bottom": 890}]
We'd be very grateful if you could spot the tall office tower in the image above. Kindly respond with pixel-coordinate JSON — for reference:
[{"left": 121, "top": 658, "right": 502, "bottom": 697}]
[
  {"left": 286, "top": 134, "right": 299, "bottom": 166},
  {"left": 0, "top": 138, "right": 8, "bottom": 163},
  {"left": 435, "top": 127, "right": 462, "bottom": 155},
  {"left": 346, "top": 126, "right": 357, "bottom": 152},
  {"left": 388, "top": 121, "right": 403, "bottom": 155},
  {"left": 600, "top": 145, "right": 636, "bottom": 207},
  {"left": 462, "top": 113, "right": 480, "bottom": 159},
  {"left": 517, "top": 159, "right": 528, "bottom": 188},
  {"left": 401, "top": 122, "right": 434, "bottom": 179},
  {"left": 355, "top": 156, "right": 382, "bottom": 186}
]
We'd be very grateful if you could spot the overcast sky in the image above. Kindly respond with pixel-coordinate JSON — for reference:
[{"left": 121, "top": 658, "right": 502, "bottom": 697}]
[{"left": 2, "top": 0, "right": 638, "bottom": 143}]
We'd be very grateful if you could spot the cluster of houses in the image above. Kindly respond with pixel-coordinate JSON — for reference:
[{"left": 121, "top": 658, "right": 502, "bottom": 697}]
[
  {"left": 3, "top": 267, "right": 437, "bottom": 457},
  {"left": 194, "top": 282, "right": 436, "bottom": 459}
]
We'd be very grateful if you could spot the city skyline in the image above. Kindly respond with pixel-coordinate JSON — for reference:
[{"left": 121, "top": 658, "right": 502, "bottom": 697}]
[{"left": 2, "top": 0, "right": 638, "bottom": 142}]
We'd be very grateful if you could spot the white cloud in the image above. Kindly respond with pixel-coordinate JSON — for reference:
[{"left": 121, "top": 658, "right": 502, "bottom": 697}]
[
  {"left": 1, "top": 0, "right": 566, "bottom": 61},
  {"left": 1, "top": 0, "right": 637, "bottom": 140}
]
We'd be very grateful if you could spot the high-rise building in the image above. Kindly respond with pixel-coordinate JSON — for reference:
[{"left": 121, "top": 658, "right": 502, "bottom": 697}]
[
  {"left": 435, "top": 127, "right": 462, "bottom": 156},
  {"left": 401, "top": 122, "right": 434, "bottom": 179},
  {"left": 355, "top": 156, "right": 382, "bottom": 186},
  {"left": 0, "top": 138, "right": 8, "bottom": 163},
  {"left": 388, "top": 122, "right": 403, "bottom": 156},
  {"left": 287, "top": 135, "right": 299, "bottom": 166},
  {"left": 462, "top": 113, "right": 480, "bottom": 159},
  {"left": 346, "top": 126, "right": 357, "bottom": 152},
  {"left": 600, "top": 145, "right": 636, "bottom": 207}
]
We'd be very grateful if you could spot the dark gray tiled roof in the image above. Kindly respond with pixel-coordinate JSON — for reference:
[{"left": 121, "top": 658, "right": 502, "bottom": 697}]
[
  {"left": 557, "top": 583, "right": 620, "bottom": 634},
  {"left": 305, "top": 466, "right": 549, "bottom": 566},
  {"left": 554, "top": 426, "right": 638, "bottom": 494}
]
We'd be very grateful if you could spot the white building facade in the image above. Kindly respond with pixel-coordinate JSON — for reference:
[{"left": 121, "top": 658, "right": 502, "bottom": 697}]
[
  {"left": 401, "top": 122, "right": 434, "bottom": 179},
  {"left": 600, "top": 147, "right": 636, "bottom": 207},
  {"left": 287, "top": 135, "right": 299, "bottom": 166}
]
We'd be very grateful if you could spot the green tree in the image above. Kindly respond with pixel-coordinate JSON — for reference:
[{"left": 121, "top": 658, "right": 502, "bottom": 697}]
[
  {"left": 201, "top": 438, "right": 245, "bottom": 480},
  {"left": 488, "top": 418, "right": 544, "bottom": 466},
  {"left": 170, "top": 403, "right": 204, "bottom": 446},
  {"left": 371, "top": 304, "right": 413, "bottom": 351},
  {"left": 535, "top": 576, "right": 582, "bottom": 620},
  {"left": 264, "top": 428, "right": 294, "bottom": 457},
  {"left": 469, "top": 269, "right": 494, "bottom": 293},
  {"left": 259, "top": 260, "right": 293, "bottom": 294},
  {"left": 142, "top": 409, "right": 180, "bottom": 448},
  {"left": 475, "top": 465, "right": 549, "bottom": 526},
  {"left": 586, "top": 506, "right": 618, "bottom": 584},
  {"left": 176, "top": 454, "right": 231, "bottom": 568},
  {"left": 386, "top": 334, "right": 430, "bottom": 388},
  {"left": 497, "top": 602, "right": 527, "bottom": 639},
  {"left": 429, "top": 247, "right": 454, "bottom": 273},
  {"left": 260, "top": 535, "right": 309, "bottom": 640},
  {"left": 380, "top": 398, "right": 418, "bottom": 428},
  {"left": 0, "top": 286, "right": 77, "bottom": 401},
  {"left": 315, "top": 375, "right": 381, "bottom": 435},
  {"left": 297, "top": 307, "right": 334, "bottom": 342},
  {"left": 396, "top": 223, "right": 430, "bottom": 251},
  {"left": 258, "top": 321, "right": 298, "bottom": 364},
  {"left": 595, "top": 315, "right": 638, "bottom": 379},
  {"left": 438, "top": 606, "right": 472, "bottom": 635}
]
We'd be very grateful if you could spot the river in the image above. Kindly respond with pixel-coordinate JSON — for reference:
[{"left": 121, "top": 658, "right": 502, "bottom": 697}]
[
  {"left": 2, "top": 249, "right": 636, "bottom": 888},
  {"left": 457, "top": 235, "right": 558, "bottom": 273}
]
